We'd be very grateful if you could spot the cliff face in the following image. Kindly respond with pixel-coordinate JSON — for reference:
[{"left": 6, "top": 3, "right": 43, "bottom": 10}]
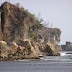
[
  {"left": 0, "top": 2, "right": 61, "bottom": 60},
  {"left": 36, "top": 27, "right": 61, "bottom": 52},
  {"left": 61, "top": 41, "right": 72, "bottom": 51},
  {"left": 1, "top": 2, "right": 37, "bottom": 43},
  {"left": 0, "top": 12, "right": 3, "bottom": 41}
]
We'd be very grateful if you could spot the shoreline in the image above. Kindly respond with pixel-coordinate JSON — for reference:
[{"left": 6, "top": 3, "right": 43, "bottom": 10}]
[
  {"left": 0, "top": 56, "right": 40, "bottom": 62},
  {"left": 0, "top": 54, "right": 60, "bottom": 62}
]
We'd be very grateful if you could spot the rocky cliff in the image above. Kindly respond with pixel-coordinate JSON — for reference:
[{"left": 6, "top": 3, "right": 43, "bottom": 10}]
[
  {"left": 0, "top": 12, "right": 3, "bottom": 41},
  {"left": 0, "top": 2, "right": 61, "bottom": 61}
]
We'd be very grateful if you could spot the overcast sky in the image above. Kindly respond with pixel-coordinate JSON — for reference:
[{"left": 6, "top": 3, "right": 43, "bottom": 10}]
[{"left": 0, "top": 0, "right": 72, "bottom": 45}]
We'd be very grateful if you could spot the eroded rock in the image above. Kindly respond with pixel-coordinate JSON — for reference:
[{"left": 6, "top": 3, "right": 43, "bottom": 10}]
[
  {"left": 0, "top": 12, "right": 3, "bottom": 41},
  {"left": 0, "top": 2, "right": 61, "bottom": 61}
]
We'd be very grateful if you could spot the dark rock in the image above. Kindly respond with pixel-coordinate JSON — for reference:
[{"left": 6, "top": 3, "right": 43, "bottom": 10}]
[{"left": 0, "top": 13, "right": 3, "bottom": 41}]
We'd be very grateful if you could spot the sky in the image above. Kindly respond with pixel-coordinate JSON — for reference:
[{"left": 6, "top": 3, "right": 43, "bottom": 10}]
[{"left": 0, "top": 0, "right": 72, "bottom": 45}]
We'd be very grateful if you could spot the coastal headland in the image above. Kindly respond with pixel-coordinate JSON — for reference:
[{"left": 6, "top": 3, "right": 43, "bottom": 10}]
[{"left": 0, "top": 2, "right": 61, "bottom": 61}]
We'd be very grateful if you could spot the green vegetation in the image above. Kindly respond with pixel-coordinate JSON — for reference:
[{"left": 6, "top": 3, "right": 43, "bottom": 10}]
[
  {"left": 28, "top": 30, "right": 36, "bottom": 38},
  {"left": 36, "top": 18, "right": 44, "bottom": 29},
  {"left": 15, "top": 3, "right": 44, "bottom": 31},
  {"left": 26, "top": 10, "right": 44, "bottom": 38},
  {"left": 27, "top": 9, "right": 61, "bottom": 39},
  {"left": 16, "top": 3, "right": 20, "bottom": 7},
  {"left": 31, "top": 32, "right": 36, "bottom": 38},
  {"left": 24, "top": 9, "right": 44, "bottom": 29}
]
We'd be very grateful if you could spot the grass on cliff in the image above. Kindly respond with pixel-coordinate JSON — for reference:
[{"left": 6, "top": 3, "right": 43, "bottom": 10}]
[
  {"left": 1, "top": 2, "right": 61, "bottom": 40},
  {"left": 16, "top": 3, "right": 44, "bottom": 29}
]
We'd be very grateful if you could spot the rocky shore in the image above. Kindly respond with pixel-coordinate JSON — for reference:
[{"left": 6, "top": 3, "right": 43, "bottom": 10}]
[{"left": 0, "top": 2, "right": 61, "bottom": 61}]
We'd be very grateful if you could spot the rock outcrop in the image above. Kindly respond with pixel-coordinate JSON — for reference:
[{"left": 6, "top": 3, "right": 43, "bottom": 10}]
[
  {"left": 0, "top": 12, "right": 3, "bottom": 41},
  {"left": 0, "top": 2, "right": 61, "bottom": 61},
  {"left": 35, "top": 27, "right": 61, "bottom": 52},
  {"left": 1, "top": 2, "right": 37, "bottom": 43}
]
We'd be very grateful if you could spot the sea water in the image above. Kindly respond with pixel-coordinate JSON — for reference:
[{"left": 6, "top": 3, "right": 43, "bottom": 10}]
[{"left": 0, "top": 51, "right": 72, "bottom": 72}]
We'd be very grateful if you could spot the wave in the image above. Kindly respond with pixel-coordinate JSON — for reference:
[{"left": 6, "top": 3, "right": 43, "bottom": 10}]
[{"left": 59, "top": 51, "right": 72, "bottom": 56}]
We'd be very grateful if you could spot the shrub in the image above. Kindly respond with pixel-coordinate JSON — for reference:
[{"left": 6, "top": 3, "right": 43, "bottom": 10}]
[{"left": 16, "top": 3, "right": 20, "bottom": 7}]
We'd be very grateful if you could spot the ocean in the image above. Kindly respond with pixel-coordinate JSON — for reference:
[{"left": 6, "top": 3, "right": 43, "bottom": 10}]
[{"left": 0, "top": 51, "right": 72, "bottom": 72}]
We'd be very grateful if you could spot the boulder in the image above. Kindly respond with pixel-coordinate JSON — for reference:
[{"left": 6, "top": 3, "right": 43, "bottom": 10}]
[
  {"left": 45, "top": 42, "right": 57, "bottom": 56},
  {"left": 0, "top": 41, "right": 9, "bottom": 58}
]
